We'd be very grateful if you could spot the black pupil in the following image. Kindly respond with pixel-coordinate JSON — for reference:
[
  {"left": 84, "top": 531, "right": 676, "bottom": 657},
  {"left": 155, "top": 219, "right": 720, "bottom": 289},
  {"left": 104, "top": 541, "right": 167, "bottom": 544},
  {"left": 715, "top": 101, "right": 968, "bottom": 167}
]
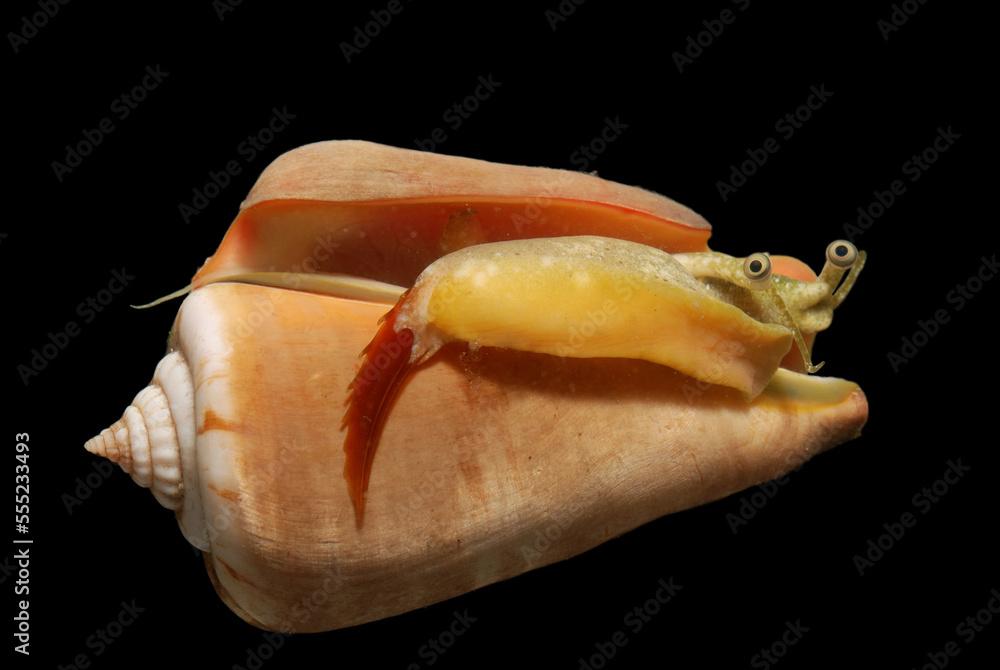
[
  {"left": 836, "top": 245, "right": 848, "bottom": 257},
  {"left": 749, "top": 260, "right": 762, "bottom": 274}
]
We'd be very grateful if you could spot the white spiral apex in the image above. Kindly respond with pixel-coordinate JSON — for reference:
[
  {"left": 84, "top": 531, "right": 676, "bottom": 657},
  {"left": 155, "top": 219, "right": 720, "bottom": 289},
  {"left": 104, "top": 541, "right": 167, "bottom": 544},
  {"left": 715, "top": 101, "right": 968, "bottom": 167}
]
[{"left": 84, "top": 351, "right": 194, "bottom": 512}]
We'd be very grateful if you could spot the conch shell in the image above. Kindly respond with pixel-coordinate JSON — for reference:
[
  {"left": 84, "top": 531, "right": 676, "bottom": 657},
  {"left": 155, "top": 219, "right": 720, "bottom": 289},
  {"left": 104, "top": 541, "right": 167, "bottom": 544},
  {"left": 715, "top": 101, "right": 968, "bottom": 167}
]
[{"left": 83, "top": 141, "right": 867, "bottom": 632}]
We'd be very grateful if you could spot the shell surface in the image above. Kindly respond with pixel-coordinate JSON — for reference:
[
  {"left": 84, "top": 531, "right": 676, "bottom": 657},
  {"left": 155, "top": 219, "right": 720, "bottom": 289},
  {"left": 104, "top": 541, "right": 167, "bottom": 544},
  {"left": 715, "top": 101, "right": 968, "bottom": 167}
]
[
  {"left": 192, "top": 140, "right": 712, "bottom": 292},
  {"left": 83, "top": 140, "right": 868, "bottom": 632}
]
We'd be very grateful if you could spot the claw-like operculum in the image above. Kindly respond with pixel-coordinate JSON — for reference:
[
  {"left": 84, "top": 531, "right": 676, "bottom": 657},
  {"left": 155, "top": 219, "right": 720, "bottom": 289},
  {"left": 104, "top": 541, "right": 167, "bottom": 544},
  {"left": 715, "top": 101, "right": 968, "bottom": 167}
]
[{"left": 342, "top": 296, "right": 414, "bottom": 527}]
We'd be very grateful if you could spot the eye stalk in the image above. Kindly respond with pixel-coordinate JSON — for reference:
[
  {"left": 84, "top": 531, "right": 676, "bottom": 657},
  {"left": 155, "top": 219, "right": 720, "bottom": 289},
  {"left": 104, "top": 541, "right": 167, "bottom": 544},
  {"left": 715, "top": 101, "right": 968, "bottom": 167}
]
[
  {"left": 739, "top": 250, "right": 822, "bottom": 373},
  {"left": 743, "top": 252, "right": 772, "bottom": 286},
  {"left": 819, "top": 239, "right": 866, "bottom": 308},
  {"left": 825, "top": 240, "right": 858, "bottom": 269}
]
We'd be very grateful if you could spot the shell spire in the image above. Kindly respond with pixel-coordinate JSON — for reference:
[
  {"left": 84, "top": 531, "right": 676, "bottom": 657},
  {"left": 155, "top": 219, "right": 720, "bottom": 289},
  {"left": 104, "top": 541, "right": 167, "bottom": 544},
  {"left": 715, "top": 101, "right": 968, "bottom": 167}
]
[
  {"left": 84, "top": 420, "right": 133, "bottom": 471},
  {"left": 84, "top": 355, "right": 190, "bottom": 511}
]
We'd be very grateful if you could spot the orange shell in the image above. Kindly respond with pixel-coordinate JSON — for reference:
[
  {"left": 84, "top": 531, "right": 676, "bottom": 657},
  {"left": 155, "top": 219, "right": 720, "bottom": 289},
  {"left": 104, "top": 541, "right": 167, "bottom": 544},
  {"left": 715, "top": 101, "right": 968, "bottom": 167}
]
[{"left": 193, "top": 140, "right": 712, "bottom": 289}]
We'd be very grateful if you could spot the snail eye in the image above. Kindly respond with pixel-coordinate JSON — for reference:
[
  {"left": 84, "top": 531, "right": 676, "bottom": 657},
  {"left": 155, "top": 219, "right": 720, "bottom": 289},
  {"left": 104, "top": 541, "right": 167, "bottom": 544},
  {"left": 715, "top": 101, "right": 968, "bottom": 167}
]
[
  {"left": 826, "top": 240, "right": 858, "bottom": 268},
  {"left": 743, "top": 252, "right": 772, "bottom": 283}
]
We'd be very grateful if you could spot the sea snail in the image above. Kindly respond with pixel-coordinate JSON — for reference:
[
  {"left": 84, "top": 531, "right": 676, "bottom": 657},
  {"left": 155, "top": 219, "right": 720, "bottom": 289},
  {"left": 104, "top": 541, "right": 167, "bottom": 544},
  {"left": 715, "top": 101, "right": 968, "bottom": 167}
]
[{"left": 83, "top": 140, "right": 868, "bottom": 632}]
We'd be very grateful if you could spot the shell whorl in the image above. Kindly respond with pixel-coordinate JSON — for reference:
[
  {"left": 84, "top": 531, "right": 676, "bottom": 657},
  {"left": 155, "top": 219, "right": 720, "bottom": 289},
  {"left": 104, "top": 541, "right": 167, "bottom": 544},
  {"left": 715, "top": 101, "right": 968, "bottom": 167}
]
[{"left": 84, "top": 352, "right": 191, "bottom": 511}]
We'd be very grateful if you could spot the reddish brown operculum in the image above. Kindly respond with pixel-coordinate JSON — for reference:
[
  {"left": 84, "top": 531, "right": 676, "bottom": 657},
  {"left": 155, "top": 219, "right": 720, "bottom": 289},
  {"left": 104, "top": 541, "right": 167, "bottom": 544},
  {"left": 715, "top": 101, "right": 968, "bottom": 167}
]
[{"left": 342, "top": 294, "right": 414, "bottom": 527}]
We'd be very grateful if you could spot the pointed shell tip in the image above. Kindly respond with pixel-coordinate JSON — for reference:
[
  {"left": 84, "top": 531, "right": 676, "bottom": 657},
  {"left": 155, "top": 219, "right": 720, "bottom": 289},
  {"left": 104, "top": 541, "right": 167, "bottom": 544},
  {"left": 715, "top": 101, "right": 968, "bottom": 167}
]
[{"left": 83, "top": 435, "right": 104, "bottom": 456}]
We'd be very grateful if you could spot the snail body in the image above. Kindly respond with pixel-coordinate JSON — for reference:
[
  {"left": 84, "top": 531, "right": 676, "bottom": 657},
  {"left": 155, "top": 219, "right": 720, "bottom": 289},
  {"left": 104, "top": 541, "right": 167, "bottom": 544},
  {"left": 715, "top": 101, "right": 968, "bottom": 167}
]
[{"left": 84, "top": 141, "right": 868, "bottom": 632}]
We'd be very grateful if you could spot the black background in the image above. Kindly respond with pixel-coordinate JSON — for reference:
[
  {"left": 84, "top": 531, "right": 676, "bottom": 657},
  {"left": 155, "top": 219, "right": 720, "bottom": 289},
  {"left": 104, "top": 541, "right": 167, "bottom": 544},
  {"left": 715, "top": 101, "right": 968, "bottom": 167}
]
[{"left": 6, "top": 1, "right": 996, "bottom": 668}]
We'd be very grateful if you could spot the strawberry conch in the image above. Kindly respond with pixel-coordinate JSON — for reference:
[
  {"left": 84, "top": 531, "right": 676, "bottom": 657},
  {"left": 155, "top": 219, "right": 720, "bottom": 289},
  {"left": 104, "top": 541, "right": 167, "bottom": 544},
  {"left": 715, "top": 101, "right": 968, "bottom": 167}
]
[{"left": 82, "top": 141, "right": 867, "bottom": 632}]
